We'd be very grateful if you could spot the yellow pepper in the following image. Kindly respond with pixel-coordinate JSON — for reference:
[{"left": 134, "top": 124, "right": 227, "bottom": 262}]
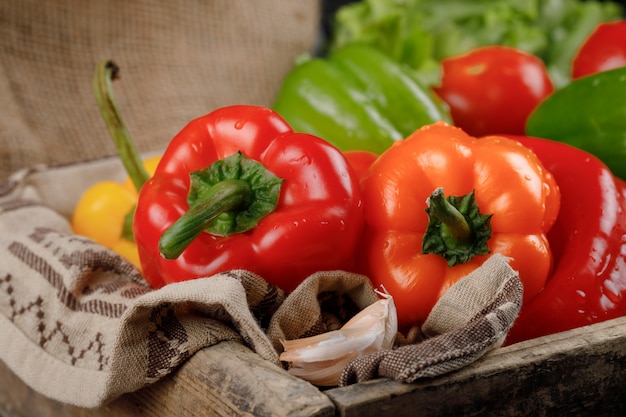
[{"left": 72, "top": 156, "right": 161, "bottom": 269}]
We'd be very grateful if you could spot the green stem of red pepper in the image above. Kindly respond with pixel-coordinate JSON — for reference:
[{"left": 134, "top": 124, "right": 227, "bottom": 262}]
[
  {"left": 93, "top": 60, "right": 150, "bottom": 193},
  {"left": 159, "top": 151, "right": 284, "bottom": 259},
  {"left": 422, "top": 187, "right": 492, "bottom": 267},
  {"left": 159, "top": 179, "right": 254, "bottom": 259}
]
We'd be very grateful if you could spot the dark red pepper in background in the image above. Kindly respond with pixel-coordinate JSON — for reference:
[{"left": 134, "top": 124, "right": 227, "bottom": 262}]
[
  {"left": 343, "top": 150, "right": 378, "bottom": 185},
  {"left": 134, "top": 105, "right": 364, "bottom": 293},
  {"left": 571, "top": 20, "right": 626, "bottom": 79},
  {"left": 505, "top": 136, "right": 626, "bottom": 345}
]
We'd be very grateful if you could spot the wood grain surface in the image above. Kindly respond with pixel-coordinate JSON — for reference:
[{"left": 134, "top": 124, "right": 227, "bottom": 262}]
[
  {"left": 2, "top": 317, "right": 626, "bottom": 417},
  {"left": 327, "top": 315, "right": 626, "bottom": 417}
]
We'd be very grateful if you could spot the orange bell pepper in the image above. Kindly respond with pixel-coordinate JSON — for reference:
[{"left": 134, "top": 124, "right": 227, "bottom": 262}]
[{"left": 359, "top": 122, "right": 560, "bottom": 329}]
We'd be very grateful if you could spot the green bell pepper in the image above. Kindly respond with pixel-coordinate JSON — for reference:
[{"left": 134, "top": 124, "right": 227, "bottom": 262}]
[
  {"left": 526, "top": 67, "right": 626, "bottom": 180},
  {"left": 272, "top": 45, "right": 451, "bottom": 154}
]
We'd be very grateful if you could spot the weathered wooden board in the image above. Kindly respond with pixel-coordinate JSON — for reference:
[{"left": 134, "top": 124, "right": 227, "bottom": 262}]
[
  {"left": 327, "top": 315, "right": 626, "bottom": 417},
  {"left": 2, "top": 316, "right": 626, "bottom": 417},
  {"left": 0, "top": 340, "right": 334, "bottom": 417}
]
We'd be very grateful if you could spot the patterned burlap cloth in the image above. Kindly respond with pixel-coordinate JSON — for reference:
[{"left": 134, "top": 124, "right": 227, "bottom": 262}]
[{"left": 0, "top": 0, "right": 523, "bottom": 410}]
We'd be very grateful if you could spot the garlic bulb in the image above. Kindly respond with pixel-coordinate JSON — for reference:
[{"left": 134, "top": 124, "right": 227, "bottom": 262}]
[{"left": 279, "top": 287, "right": 397, "bottom": 386}]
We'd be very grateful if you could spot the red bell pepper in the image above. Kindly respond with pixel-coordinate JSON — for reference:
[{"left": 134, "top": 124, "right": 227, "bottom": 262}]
[
  {"left": 133, "top": 105, "right": 365, "bottom": 293},
  {"left": 505, "top": 136, "right": 626, "bottom": 344}
]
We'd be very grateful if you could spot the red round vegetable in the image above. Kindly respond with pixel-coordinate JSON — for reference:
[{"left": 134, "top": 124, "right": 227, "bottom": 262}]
[
  {"left": 572, "top": 20, "right": 626, "bottom": 79},
  {"left": 433, "top": 46, "right": 555, "bottom": 137}
]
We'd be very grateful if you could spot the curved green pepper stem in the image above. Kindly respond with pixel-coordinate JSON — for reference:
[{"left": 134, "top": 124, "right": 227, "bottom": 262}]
[
  {"left": 422, "top": 187, "right": 492, "bottom": 267},
  {"left": 425, "top": 187, "right": 472, "bottom": 244},
  {"left": 159, "top": 179, "right": 254, "bottom": 259},
  {"left": 159, "top": 151, "right": 283, "bottom": 260},
  {"left": 93, "top": 60, "right": 150, "bottom": 193}
]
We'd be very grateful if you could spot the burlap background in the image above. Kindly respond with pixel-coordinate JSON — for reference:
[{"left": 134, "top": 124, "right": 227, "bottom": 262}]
[{"left": 0, "top": 0, "right": 321, "bottom": 182}]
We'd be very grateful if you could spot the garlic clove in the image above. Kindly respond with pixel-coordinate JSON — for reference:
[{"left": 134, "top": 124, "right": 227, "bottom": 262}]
[
  {"left": 279, "top": 287, "right": 397, "bottom": 386},
  {"left": 287, "top": 359, "right": 352, "bottom": 387},
  {"left": 280, "top": 328, "right": 380, "bottom": 363}
]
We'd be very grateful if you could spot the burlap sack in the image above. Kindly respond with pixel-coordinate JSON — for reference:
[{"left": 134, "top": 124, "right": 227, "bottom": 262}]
[
  {"left": 266, "top": 253, "right": 522, "bottom": 387},
  {"left": 0, "top": 199, "right": 286, "bottom": 407},
  {"left": 267, "top": 270, "right": 380, "bottom": 355},
  {"left": 0, "top": 0, "right": 321, "bottom": 182},
  {"left": 339, "top": 254, "right": 522, "bottom": 386}
]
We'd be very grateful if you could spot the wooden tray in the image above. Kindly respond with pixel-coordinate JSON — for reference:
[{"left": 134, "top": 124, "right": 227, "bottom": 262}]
[{"left": 2, "top": 314, "right": 626, "bottom": 417}]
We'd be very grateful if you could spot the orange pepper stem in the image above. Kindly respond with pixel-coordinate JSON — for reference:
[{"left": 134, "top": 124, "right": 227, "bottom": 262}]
[
  {"left": 426, "top": 187, "right": 471, "bottom": 244},
  {"left": 159, "top": 179, "right": 254, "bottom": 259},
  {"left": 93, "top": 60, "right": 150, "bottom": 193},
  {"left": 422, "top": 187, "right": 492, "bottom": 267}
]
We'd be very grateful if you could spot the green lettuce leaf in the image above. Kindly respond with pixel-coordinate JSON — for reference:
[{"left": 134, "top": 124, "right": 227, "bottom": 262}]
[{"left": 328, "top": 0, "right": 623, "bottom": 87}]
